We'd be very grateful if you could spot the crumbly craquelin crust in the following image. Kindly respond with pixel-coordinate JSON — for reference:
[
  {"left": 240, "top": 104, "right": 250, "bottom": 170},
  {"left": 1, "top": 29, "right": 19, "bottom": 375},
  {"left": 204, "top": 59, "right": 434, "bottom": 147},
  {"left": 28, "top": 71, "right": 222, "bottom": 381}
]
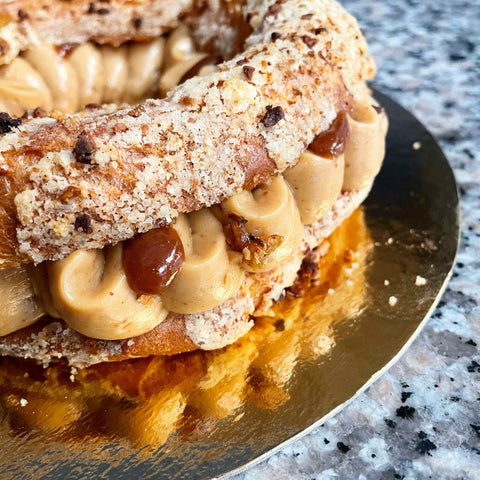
[{"left": 0, "top": 0, "right": 375, "bottom": 267}]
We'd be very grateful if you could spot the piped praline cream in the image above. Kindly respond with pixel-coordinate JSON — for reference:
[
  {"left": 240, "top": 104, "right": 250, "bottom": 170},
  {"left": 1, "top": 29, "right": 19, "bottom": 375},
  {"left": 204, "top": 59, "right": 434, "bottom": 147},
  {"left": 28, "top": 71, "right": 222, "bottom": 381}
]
[{"left": 0, "top": 23, "right": 388, "bottom": 340}]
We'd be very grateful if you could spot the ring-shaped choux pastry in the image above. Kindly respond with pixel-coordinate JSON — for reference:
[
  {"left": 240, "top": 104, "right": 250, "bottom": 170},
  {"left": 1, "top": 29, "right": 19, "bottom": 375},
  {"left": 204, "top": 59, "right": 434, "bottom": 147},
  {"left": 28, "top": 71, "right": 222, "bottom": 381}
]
[
  {"left": 220, "top": 175, "right": 304, "bottom": 273},
  {"left": 47, "top": 244, "right": 168, "bottom": 340},
  {"left": 343, "top": 100, "right": 386, "bottom": 191},
  {"left": 161, "top": 210, "right": 244, "bottom": 314},
  {"left": 284, "top": 151, "right": 345, "bottom": 225}
]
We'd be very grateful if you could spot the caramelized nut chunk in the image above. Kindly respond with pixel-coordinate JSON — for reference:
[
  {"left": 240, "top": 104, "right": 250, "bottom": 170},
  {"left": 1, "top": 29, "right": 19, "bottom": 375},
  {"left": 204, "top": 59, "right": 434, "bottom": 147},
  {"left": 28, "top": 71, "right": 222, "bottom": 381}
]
[
  {"left": 123, "top": 224, "right": 185, "bottom": 295},
  {"left": 261, "top": 105, "right": 284, "bottom": 127},
  {"left": 243, "top": 65, "right": 255, "bottom": 81},
  {"left": 271, "top": 32, "right": 281, "bottom": 42},
  {"left": 0, "top": 112, "right": 21, "bottom": 134},
  {"left": 17, "top": 9, "right": 28, "bottom": 21},
  {"left": 74, "top": 213, "right": 93, "bottom": 234},
  {"left": 223, "top": 214, "right": 282, "bottom": 270},
  {"left": 73, "top": 132, "right": 96, "bottom": 164},
  {"left": 301, "top": 35, "right": 317, "bottom": 48}
]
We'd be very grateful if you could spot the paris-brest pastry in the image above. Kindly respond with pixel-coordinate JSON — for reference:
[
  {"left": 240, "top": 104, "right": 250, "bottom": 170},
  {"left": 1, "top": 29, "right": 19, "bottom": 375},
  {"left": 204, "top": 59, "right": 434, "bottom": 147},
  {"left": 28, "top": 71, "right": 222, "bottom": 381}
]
[{"left": 0, "top": 0, "right": 387, "bottom": 367}]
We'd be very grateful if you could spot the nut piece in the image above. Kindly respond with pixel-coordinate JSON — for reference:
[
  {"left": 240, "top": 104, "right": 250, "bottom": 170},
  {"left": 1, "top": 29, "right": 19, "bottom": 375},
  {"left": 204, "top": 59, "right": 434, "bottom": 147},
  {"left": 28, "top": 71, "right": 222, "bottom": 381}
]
[
  {"left": 261, "top": 105, "right": 284, "bottom": 127},
  {"left": 74, "top": 213, "right": 93, "bottom": 234},
  {"left": 73, "top": 133, "right": 96, "bottom": 164},
  {"left": 0, "top": 112, "right": 21, "bottom": 134}
]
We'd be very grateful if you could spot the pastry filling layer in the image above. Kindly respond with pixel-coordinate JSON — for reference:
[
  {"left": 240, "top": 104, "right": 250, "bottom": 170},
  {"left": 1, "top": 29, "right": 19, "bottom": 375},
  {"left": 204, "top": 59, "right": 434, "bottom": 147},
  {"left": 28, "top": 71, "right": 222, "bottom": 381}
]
[{"left": 0, "top": 26, "right": 388, "bottom": 340}]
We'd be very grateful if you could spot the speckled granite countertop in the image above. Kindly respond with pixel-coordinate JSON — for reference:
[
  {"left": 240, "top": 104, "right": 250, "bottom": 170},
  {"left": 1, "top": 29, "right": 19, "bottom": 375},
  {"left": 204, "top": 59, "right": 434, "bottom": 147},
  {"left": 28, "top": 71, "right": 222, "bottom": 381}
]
[{"left": 232, "top": 1, "right": 480, "bottom": 478}]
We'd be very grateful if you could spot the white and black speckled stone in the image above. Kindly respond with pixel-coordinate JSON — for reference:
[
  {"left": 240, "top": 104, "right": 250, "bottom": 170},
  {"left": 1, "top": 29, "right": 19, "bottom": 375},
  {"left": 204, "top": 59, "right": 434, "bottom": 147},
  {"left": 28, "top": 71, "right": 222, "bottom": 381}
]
[{"left": 232, "top": 0, "right": 480, "bottom": 478}]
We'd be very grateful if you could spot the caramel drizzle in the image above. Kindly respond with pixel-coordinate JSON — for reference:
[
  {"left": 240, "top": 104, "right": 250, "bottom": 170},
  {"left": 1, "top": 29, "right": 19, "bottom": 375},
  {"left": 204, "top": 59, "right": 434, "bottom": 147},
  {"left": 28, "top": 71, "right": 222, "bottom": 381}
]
[{"left": 308, "top": 112, "right": 350, "bottom": 160}]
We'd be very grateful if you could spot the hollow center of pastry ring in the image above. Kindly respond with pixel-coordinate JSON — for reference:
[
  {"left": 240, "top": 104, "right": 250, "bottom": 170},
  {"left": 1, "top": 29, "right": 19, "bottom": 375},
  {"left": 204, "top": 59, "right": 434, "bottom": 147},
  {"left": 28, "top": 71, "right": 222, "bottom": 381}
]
[{"left": 0, "top": 24, "right": 217, "bottom": 116}]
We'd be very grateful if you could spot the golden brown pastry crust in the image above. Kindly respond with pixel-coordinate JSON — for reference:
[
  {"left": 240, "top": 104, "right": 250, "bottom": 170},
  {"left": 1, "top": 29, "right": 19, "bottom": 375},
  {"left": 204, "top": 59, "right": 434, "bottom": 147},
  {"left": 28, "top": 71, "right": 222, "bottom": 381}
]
[
  {"left": 0, "top": 0, "right": 375, "bottom": 268},
  {"left": 0, "top": 0, "right": 192, "bottom": 66}
]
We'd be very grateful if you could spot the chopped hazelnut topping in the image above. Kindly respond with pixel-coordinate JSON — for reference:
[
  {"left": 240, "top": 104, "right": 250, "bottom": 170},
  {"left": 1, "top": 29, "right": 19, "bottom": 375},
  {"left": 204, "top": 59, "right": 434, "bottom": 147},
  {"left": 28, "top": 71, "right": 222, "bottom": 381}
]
[
  {"left": 301, "top": 13, "right": 314, "bottom": 20},
  {"left": 223, "top": 214, "right": 282, "bottom": 270},
  {"left": 18, "top": 9, "right": 29, "bottom": 21},
  {"left": 113, "top": 123, "right": 128, "bottom": 133},
  {"left": 73, "top": 133, "right": 96, "bottom": 165},
  {"left": 128, "top": 105, "right": 145, "bottom": 118},
  {"left": 243, "top": 65, "right": 255, "bottom": 81},
  {"left": 271, "top": 32, "right": 281, "bottom": 42},
  {"left": 315, "top": 27, "right": 328, "bottom": 35},
  {"left": 301, "top": 35, "right": 317, "bottom": 48},
  {"left": 75, "top": 213, "right": 93, "bottom": 234},
  {"left": 0, "top": 112, "right": 22, "bottom": 134},
  {"left": 261, "top": 105, "right": 284, "bottom": 127}
]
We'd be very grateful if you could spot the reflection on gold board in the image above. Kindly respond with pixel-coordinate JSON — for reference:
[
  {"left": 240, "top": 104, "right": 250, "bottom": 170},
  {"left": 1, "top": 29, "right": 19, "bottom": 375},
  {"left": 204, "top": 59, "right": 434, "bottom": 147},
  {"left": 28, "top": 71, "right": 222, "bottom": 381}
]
[{"left": 0, "top": 209, "right": 371, "bottom": 452}]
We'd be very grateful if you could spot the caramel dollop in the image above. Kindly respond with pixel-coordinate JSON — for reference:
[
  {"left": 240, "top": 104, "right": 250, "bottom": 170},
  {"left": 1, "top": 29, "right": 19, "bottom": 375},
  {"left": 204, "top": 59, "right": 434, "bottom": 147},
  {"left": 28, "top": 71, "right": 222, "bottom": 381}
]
[
  {"left": 123, "top": 224, "right": 185, "bottom": 295},
  {"left": 308, "top": 112, "right": 349, "bottom": 159}
]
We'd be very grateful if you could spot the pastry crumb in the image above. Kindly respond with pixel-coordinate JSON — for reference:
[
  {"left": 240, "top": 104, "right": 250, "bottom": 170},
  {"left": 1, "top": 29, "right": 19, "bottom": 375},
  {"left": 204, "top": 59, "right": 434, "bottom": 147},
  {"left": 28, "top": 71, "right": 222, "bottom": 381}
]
[
  {"left": 413, "top": 141, "right": 421, "bottom": 150},
  {"left": 389, "top": 296, "right": 398, "bottom": 307},
  {"left": 20, "top": 398, "right": 28, "bottom": 407},
  {"left": 415, "top": 275, "right": 427, "bottom": 286},
  {"left": 384, "top": 279, "right": 390, "bottom": 286}
]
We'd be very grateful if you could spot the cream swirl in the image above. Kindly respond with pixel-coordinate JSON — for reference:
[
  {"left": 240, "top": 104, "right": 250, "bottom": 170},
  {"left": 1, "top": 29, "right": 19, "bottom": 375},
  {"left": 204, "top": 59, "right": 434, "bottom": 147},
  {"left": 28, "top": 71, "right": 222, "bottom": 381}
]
[
  {"left": 343, "top": 100, "right": 386, "bottom": 191},
  {"left": 161, "top": 210, "right": 244, "bottom": 314},
  {"left": 47, "top": 244, "right": 168, "bottom": 340}
]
